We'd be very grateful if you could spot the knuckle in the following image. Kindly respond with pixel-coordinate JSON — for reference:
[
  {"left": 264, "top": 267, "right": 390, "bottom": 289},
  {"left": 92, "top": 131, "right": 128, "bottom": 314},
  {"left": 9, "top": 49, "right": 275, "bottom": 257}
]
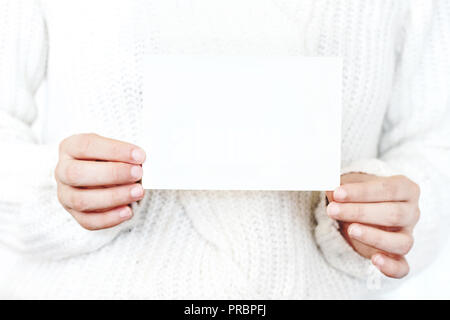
[
  {"left": 407, "top": 204, "right": 420, "bottom": 226},
  {"left": 76, "top": 132, "right": 97, "bottom": 140},
  {"left": 59, "top": 135, "right": 76, "bottom": 154},
  {"left": 55, "top": 162, "right": 63, "bottom": 180},
  {"left": 398, "top": 175, "right": 420, "bottom": 199},
  {"left": 110, "top": 143, "right": 123, "bottom": 159},
  {"left": 70, "top": 193, "right": 89, "bottom": 212},
  {"left": 76, "top": 134, "right": 94, "bottom": 158},
  {"left": 116, "top": 163, "right": 131, "bottom": 182},
  {"left": 355, "top": 185, "right": 368, "bottom": 201},
  {"left": 111, "top": 165, "right": 122, "bottom": 182},
  {"left": 60, "top": 133, "right": 98, "bottom": 157},
  {"left": 64, "top": 162, "right": 81, "bottom": 185},
  {"left": 58, "top": 139, "right": 67, "bottom": 155},
  {"left": 388, "top": 206, "right": 403, "bottom": 226},
  {"left": 370, "top": 232, "right": 383, "bottom": 249},
  {"left": 412, "top": 182, "right": 421, "bottom": 199},
  {"left": 109, "top": 188, "right": 124, "bottom": 206},
  {"left": 73, "top": 133, "right": 97, "bottom": 158},
  {"left": 56, "top": 184, "right": 64, "bottom": 205},
  {"left": 353, "top": 204, "right": 365, "bottom": 221},
  {"left": 382, "top": 178, "right": 398, "bottom": 199},
  {"left": 85, "top": 132, "right": 99, "bottom": 139},
  {"left": 404, "top": 263, "right": 410, "bottom": 277},
  {"left": 54, "top": 164, "right": 60, "bottom": 182},
  {"left": 399, "top": 235, "right": 414, "bottom": 255},
  {"left": 413, "top": 208, "right": 421, "bottom": 224},
  {"left": 395, "top": 175, "right": 408, "bottom": 182},
  {"left": 389, "top": 211, "right": 402, "bottom": 227}
]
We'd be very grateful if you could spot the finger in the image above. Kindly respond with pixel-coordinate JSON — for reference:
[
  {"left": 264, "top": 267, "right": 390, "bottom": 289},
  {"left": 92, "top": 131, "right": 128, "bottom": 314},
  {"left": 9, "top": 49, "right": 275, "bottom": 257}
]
[
  {"left": 347, "top": 223, "right": 414, "bottom": 256},
  {"left": 333, "top": 175, "right": 420, "bottom": 203},
  {"left": 68, "top": 206, "right": 133, "bottom": 231},
  {"left": 57, "top": 159, "right": 143, "bottom": 187},
  {"left": 58, "top": 183, "right": 144, "bottom": 212},
  {"left": 341, "top": 173, "right": 376, "bottom": 184},
  {"left": 61, "top": 133, "right": 146, "bottom": 164},
  {"left": 327, "top": 201, "right": 419, "bottom": 227},
  {"left": 372, "top": 253, "right": 410, "bottom": 279}
]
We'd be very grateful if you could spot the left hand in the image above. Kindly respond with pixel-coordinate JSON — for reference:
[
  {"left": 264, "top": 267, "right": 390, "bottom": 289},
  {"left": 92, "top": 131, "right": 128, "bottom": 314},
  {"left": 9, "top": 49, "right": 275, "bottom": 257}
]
[{"left": 326, "top": 173, "right": 420, "bottom": 279}]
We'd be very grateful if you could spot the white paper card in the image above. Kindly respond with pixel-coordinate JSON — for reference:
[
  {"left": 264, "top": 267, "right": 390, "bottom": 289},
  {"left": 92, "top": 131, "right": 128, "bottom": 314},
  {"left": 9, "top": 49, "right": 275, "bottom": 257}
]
[{"left": 141, "top": 55, "right": 341, "bottom": 191}]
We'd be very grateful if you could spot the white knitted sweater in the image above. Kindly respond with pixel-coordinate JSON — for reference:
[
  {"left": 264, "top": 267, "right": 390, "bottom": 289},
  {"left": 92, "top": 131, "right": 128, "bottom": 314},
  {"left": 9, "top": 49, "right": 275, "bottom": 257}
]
[{"left": 0, "top": 0, "right": 449, "bottom": 299}]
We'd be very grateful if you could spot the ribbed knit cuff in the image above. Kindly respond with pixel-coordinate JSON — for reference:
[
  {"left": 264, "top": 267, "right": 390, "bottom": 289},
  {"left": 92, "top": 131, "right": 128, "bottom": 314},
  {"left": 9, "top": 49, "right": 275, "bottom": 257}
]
[
  {"left": 341, "top": 158, "right": 396, "bottom": 178},
  {"left": 314, "top": 193, "right": 375, "bottom": 280},
  {"left": 314, "top": 158, "right": 398, "bottom": 286}
]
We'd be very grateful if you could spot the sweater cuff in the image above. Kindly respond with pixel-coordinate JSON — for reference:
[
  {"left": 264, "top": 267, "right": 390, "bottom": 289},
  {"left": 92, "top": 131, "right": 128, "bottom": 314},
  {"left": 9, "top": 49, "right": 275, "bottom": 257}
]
[
  {"left": 341, "top": 158, "right": 396, "bottom": 178},
  {"left": 314, "top": 193, "right": 376, "bottom": 281},
  {"left": 314, "top": 158, "right": 398, "bottom": 285}
]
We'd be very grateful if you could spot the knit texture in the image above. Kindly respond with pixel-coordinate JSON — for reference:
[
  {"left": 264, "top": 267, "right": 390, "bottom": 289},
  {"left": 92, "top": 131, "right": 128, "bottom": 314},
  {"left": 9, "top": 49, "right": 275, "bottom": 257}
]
[{"left": 0, "top": 0, "right": 449, "bottom": 299}]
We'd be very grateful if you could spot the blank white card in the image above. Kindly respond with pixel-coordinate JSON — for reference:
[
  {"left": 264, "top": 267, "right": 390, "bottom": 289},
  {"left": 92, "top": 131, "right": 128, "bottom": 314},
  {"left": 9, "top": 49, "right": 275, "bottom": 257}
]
[{"left": 141, "top": 55, "right": 341, "bottom": 191}]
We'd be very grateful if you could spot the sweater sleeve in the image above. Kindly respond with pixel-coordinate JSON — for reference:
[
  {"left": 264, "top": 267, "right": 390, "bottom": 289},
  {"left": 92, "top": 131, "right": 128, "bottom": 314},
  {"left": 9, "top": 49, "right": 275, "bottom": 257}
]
[
  {"left": 314, "top": 0, "right": 450, "bottom": 283},
  {"left": 0, "top": 0, "right": 146, "bottom": 260}
]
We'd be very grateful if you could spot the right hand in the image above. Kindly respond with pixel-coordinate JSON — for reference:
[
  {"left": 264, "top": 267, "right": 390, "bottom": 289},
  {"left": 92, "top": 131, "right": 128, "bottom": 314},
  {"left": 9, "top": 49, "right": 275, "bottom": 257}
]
[{"left": 55, "top": 133, "right": 146, "bottom": 230}]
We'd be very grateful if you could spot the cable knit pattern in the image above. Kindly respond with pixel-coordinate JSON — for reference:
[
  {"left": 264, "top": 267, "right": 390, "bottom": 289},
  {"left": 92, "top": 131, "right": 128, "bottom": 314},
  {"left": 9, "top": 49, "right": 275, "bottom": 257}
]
[{"left": 0, "top": 0, "right": 449, "bottom": 299}]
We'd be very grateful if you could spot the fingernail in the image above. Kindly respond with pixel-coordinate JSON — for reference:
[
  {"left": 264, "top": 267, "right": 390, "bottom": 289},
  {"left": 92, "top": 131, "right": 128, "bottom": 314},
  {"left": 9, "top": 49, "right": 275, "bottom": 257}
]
[
  {"left": 334, "top": 187, "right": 347, "bottom": 201},
  {"left": 349, "top": 225, "right": 362, "bottom": 238},
  {"left": 119, "top": 207, "right": 132, "bottom": 218},
  {"left": 130, "top": 185, "right": 144, "bottom": 198},
  {"left": 327, "top": 202, "right": 340, "bottom": 217},
  {"left": 130, "top": 166, "right": 143, "bottom": 179},
  {"left": 131, "top": 148, "right": 146, "bottom": 163},
  {"left": 373, "top": 255, "right": 384, "bottom": 267}
]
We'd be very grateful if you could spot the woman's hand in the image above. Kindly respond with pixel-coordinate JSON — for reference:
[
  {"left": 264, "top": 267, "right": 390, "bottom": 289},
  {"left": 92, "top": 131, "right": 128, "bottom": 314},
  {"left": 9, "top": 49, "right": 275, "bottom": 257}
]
[
  {"left": 55, "top": 133, "right": 146, "bottom": 230},
  {"left": 326, "top": 173, "right": 420, "bottom": 279}
]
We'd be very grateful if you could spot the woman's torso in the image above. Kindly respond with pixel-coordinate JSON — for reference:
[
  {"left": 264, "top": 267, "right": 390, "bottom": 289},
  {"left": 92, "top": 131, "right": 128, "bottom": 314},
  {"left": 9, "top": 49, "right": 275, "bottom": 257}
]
[{"left": 9, "top": 0, "right": 408, "bottom": 299}]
